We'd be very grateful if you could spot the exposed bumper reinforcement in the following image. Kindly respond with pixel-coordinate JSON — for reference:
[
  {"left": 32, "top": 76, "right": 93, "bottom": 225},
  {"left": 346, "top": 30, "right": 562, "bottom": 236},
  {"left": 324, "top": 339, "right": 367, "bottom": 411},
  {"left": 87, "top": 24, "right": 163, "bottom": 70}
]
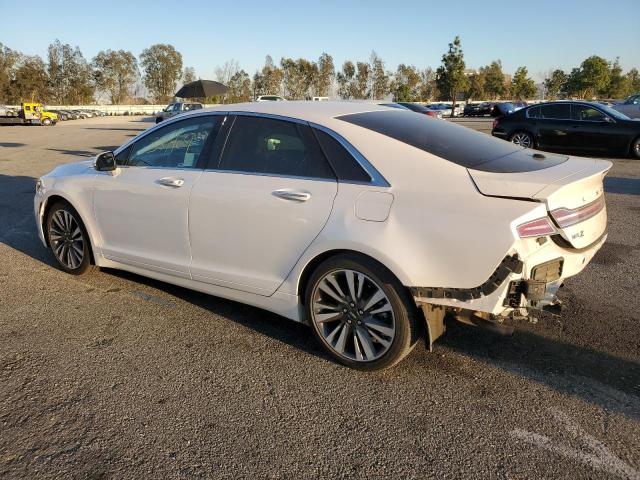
[{"left": 410, "top": 254, "right": 524, "bottom": 302}]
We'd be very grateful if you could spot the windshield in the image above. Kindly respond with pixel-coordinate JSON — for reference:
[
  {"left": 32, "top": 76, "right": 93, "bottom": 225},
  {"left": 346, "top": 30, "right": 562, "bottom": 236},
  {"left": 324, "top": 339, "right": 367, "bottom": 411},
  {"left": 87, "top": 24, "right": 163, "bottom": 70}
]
[
  {"left": 164, "top": 104, "right": 174, "bottom": 112},
  {"left": 596, "top": 103, "right": 630, "bottom": 120},
  {"left": 338, "top": 110, "right": 567, "bottom": 173}
]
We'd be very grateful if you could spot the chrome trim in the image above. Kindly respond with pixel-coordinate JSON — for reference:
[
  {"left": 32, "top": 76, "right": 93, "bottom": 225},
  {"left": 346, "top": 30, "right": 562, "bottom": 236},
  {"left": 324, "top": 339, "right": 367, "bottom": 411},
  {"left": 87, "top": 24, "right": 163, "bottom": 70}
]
[
  {"left": 525, "top": 102, "right": 615, "bottom": 123},
  {"left": 309, "top": 122, "right": 390, "bottom": 187},
  {"left": 201, "top": 168, "right": 337, "bottom": 183},
  {"left": 227, "top": 111, "right": 309, "bottom": 125}
]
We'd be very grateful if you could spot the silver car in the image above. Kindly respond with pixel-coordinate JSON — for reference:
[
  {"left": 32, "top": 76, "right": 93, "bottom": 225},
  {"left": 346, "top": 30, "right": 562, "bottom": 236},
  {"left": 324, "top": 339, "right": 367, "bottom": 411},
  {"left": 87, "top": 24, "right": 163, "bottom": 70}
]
[
  {"left": 156, "top": 102, "right": 203, "bottom": 123},
  {"left": 612, "top": 93, "right": 640, "bottom": 119}
]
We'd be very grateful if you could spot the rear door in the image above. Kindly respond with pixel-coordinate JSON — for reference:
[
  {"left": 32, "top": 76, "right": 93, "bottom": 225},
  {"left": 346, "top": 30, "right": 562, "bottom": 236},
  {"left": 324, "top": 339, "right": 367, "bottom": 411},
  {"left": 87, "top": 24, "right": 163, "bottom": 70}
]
[
  {"left": 537, "top": 103, "right": 573, "bottom": 150},
  {"left": 188, "top": 114, "right": 338, "bottom": 296}
]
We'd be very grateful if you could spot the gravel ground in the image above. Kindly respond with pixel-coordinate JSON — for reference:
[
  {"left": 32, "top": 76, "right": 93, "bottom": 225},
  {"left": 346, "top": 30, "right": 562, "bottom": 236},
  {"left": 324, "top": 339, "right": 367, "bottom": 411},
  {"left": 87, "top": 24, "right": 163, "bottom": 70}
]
[{"left": 0, "top": 116, "right": 639, "bottom": 479}]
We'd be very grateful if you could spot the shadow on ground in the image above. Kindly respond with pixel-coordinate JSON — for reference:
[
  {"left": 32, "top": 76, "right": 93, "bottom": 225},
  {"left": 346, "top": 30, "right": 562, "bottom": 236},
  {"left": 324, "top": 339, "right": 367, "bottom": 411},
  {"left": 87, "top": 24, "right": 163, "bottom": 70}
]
[{"left": 1, "top": 171, "right": 638, "bottom": 421}]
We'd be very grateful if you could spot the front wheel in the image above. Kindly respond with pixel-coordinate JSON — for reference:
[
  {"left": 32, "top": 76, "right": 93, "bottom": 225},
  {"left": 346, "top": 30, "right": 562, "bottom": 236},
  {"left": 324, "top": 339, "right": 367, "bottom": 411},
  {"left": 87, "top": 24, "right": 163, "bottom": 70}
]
[
  {"left": 509, "top": 131, "right": 534, "bottom": 148},
  {"left": 631, "top": 137, "right": 640, "bottom": 159},
  {"left": 42, "top": 118, "right": 51, "bottom": 126},
  {"left": 46, "top": 202, "right": 94, "bottom": 275},
  {"left": 305, "top": 254, "right": 420, "bottom": 370}
]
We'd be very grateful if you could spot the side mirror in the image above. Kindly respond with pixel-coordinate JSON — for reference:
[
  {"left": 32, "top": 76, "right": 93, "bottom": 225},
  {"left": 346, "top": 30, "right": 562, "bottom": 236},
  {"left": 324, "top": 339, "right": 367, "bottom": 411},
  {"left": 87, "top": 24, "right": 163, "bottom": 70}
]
[
  {"left": 602, "top": 116, "right": 613, "bottom": 124},
  {"left": 95, "top": 151, "right": 116, "bottom": 171}
]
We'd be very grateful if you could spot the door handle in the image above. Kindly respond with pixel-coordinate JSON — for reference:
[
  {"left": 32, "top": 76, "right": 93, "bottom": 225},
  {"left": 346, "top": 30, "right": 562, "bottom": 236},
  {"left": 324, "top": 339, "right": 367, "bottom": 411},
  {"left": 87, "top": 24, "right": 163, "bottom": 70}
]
[
  {"left": 272, "top": 189, "right": 311, "bottom": 202},
  {"left": 157, "top": 177, "right": 184, "bottom": 188}
]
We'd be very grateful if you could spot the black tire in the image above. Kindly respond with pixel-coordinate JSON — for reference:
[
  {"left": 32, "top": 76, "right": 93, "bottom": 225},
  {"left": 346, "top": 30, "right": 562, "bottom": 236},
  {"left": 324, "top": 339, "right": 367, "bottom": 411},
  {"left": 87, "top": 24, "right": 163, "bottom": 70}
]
[
  {"left": 631, "top": 137, "right": 640, "bottom": 159},
  {"left": 304, "top": 253, "right": 420, "bottom": 371},
  {"left": 509, "top": 130, "right": 535, "bottom": 149},
  {"left": 42, "top": 118, "right": 51, "bottom": 126},
  {"left": 46, "top": 202, "right": 95, "bottom": 275}
]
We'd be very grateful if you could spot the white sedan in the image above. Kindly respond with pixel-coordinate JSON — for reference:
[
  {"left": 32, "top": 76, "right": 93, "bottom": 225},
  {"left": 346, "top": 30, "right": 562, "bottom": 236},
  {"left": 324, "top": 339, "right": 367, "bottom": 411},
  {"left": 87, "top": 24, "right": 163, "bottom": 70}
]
[{"left": 34, "top": 102, "right": 611, "bottom": 370}]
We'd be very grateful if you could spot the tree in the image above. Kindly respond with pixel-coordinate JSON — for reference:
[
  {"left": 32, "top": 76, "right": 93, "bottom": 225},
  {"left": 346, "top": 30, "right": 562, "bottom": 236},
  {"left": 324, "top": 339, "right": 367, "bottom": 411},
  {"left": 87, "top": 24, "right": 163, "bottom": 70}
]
[
  {"left": 435, "top": 36, "right": 468, "bottom": 116},
  {"left": 227, "top": 69, "right": 252, "bottom": 103},
  {"left": 92, "top": 49, "right": 137, "bottom": 104},
  {"left": 214, "top": 60, "right": 239, "bottom": 85},
  {"left": 482, "top": 60, "right": 507, "bottom": 99},
  {"left": 391, "top": 64, "right": 421, "bottom": 101},
  {"left": 0, "top": 43, "right": 20, "bottom": 103},
  {"left": 563, "top": 67, "right": 584, "bottom": 98},
  {"left": 253, "top": 55, "right": 283, "bottom": 97},
  {"left": 465, "top": 72, "right": 485, "bottom": 101},
  {"left": 626, "top": 68, "right": 640, "bottom": 96},
  {"left": 369, "top": 51, "right": 389, "bottom": 100},
  {"left": 607, "top": 58, "right": 627, "bottom": 99},
  {"left": 315, "top": 52, "right": 334, "bottom": 97},
  {"left": 336, "top": 61, "right": 355, "bottom": 99},
  {"left": 280, "top": 57, "right": 317, "bottom": 100},
  {"left": 543, "top": 69, "right": 566, "bottom": 99},
  {"left": 182, "top": 67, "right": 197, "bottom": 84},
  {"left": 7, "top": 55, "right": 49, "bottom": 103},
  {"left": 418, "top": 68, "right": 438, "bottom": 101},
  {"left": 140, "top": 44, "right": 183, "bottom": 102},
  {"left": 579, "top": 55, "right": 610, "bottom": 98},
  {"left": 353, "top": 62, "right": 370, "bottom": 99},
  {"left": 510, "top": 66, "right": 537, "bottom": 100},
  {"left": 47, "top": 40, "right": 94, "bottom": 104}
]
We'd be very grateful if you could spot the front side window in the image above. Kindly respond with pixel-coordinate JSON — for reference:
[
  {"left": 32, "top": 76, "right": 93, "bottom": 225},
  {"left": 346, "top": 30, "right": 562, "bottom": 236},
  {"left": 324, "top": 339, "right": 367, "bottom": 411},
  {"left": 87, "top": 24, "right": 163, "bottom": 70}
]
[
  {"left": 571, "top": 105, "right": 607, "bottom": 121},
  {"left": 127, "top": 116, "right": 220, "bottom": 169},
  {"left": 218, "top": 116, "right": 335, "bottom": 179},
  {"left": 527, "top": 106, "right": 541, "bottom": 118},
  {"left": 539, "top": 104, "right": 571, "bottom": 120}
]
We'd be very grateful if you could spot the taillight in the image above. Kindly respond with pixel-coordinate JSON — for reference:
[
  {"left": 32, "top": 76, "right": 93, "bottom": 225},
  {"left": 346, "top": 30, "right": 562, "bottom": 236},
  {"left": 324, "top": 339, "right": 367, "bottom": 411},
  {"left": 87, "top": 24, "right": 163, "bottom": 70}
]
[
  {"left": 492, "top": 119, "right": 499, "bottom": 129},
  {"left": 426, "top": 111, "right": 435, "bottom": 117},
  {"left": 551, "top": 195, "right": 605, "bottom": 228},
  {"left": 516, "top": 217, "right": 557, "bottom": 238}
]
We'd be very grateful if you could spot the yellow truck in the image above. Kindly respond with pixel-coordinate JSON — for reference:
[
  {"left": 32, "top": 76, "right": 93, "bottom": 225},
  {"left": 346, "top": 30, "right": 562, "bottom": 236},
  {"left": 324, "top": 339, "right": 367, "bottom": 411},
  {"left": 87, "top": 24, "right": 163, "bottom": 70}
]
[{"left": 0, "top": 102, "right": 58, "bottom": 126}]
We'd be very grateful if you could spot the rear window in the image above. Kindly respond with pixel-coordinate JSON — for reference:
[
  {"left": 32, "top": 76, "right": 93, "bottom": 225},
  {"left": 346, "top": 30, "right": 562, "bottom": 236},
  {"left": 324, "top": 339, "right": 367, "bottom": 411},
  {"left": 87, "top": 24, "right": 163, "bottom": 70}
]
[{"left": 337, "top": 110, "right": 567, "bottom": 173}]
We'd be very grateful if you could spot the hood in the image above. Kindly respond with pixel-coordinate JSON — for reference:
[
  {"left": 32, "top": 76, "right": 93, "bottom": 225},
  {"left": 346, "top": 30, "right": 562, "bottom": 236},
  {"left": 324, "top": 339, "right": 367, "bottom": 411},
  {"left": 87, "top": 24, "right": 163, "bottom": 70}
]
[{"left": 46, "top": 159, "right": 95, "bottom": 178}]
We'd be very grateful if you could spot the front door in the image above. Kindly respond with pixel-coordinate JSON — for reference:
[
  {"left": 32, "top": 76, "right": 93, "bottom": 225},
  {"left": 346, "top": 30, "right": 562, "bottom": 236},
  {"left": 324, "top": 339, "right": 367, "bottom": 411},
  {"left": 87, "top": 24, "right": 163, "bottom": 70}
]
[
  {"left": 189, "top": 115, "right": 338, "bottom": 296},
  {"left": 569, "top": 104, "right": 628, "bottom": 153},
  {"left": 537, "top": 103, "right": 572, "bottom": 151},
  {"left": 92, "top": 115, "right": 222, "bottom": 277}
]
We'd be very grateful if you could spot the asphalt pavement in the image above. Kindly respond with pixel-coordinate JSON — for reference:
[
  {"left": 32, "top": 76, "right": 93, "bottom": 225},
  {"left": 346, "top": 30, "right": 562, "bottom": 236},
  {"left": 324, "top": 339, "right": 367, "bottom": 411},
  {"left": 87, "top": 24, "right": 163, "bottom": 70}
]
[{"left": 0, "top": 116, "right": 638, "bottom": 479}]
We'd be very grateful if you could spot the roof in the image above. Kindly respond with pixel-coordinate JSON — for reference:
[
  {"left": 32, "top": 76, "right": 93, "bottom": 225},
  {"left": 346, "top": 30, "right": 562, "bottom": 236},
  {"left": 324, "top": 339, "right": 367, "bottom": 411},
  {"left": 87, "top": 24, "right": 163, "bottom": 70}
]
[{"left": 199, "top": 100, "right": 391, "bottom": 124}]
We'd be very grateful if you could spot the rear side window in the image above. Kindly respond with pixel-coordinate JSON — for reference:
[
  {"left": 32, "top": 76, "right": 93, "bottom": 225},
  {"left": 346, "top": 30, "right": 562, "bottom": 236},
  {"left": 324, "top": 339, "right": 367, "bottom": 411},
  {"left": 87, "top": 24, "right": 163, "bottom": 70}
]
[
  {"left": 313, "top": 129, "right": 372, "bottom": 182},
  {"left": 219, "top": 116, "right": 335, "bottom": 180},
  {"left": 527, "top": 106, "right": 541, "bottom": 118},
  {"left": 338, "top": 110, "right": 567, "bottom": 173},
  {"left": 540, "top": 104, "right": 570, "bottom": 119}
]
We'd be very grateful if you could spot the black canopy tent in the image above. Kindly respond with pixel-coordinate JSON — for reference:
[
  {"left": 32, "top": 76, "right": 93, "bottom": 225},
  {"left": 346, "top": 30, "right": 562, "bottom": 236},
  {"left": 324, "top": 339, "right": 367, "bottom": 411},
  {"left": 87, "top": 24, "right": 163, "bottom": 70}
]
[{"left": 175, "top": 80, "right": 229, "bottom": 99}]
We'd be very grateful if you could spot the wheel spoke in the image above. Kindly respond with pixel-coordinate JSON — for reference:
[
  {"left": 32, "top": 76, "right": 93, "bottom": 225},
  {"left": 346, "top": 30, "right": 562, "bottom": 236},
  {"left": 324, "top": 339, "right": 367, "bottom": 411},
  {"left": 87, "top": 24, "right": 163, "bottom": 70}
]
[
  {"left": 325, "top": 322, "right": 344, "bottom": 345},
  {"left": 326, "top": 273, "right": 347, "bottom": 300},
  {"left": 318, "top": 278, "right": 344, "bottom": 303},
  {"left": 334, "top": 323, "right": 349, "bottom": 354},
  {"left": 353, "top": 329, "right": 364, "bottom": 360},
  {"left": 363, "top": 289, "right": 386, "bottom": 312},
  {"left": 356, "top": 273, "right": 365, "bottom": 300},
  {"left": 314, "top": 311, "right": 343, "bottom": 323},
  {"left": 52, "top": 212, "right": 65, "bottom": 231},
  {"left": 314, "top": 302, "right": 340, "bottom": 312},
  {"left": 367, "top": 328, "right": 391, "bottom": 348},
  {"left": 346, "top": 270, "right": 357, "bottom": 302},
  {"left": 364, "top": 316, "right": 394, "bottom": 337},
  {"left": 71, "top": 226, "right": 82, "bottom": 240},
  {"left": 355, "top": 326, "right": 376, "bottom": 360},
  {"left": 369, "top": 303, "right": 392, "bottom": 315}
]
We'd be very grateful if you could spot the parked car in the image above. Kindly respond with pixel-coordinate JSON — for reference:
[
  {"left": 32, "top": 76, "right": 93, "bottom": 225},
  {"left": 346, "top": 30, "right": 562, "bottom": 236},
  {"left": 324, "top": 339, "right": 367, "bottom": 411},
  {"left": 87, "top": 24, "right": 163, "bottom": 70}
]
[
  {"left": 396, "top": 102, "right": 443, "bottom": 119},
  {"left": 0, "top": 105, "right": 18, "bottom": 117},
  {"left": 612, "top": 93, "right": 640, "bottom": 119},
  {"left": 34, "top": 102, "right": 611, "bottom": 369},
  {"left": 463, "top": 103, "right": 482, "bottom": 116},
  {"left": 513, "top": 101, "right": 528, "bottom": 111},
  {"left": 492, "top": 101, "right": 640, "bottom": 158},
  {"left": 427, "top": 103, "right": 453, "bottom": 116},
  {"left": 59, "top": 110, "right": 79, "bottom": 120},
  {"left": 156, "top": 102, "right": 204, "bottom": 123},
  {"left": 49, "top": 110, "right": 69, "bottom": 121},
  {"left": 256, "top": 95, "right": 286, "bottom": 102},
  {"left": 491, "top": 102, "right": 517, "bottom": 117},
  {"left": 477, "top": 102, "right": 497, "bottom": 116}
]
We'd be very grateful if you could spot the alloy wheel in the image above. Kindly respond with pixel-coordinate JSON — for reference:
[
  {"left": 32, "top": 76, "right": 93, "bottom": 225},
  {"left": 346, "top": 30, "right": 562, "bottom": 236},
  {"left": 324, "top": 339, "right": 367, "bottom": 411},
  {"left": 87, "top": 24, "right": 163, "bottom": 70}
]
[
  {"left": 511, "top": 132, "right": 532, "bottom": 148},
  {"left": 311, "top": 269, "right": 395, "bottom": 362},
  {"left": 49, "top": 209, "right": 85, "bottom": 270}
]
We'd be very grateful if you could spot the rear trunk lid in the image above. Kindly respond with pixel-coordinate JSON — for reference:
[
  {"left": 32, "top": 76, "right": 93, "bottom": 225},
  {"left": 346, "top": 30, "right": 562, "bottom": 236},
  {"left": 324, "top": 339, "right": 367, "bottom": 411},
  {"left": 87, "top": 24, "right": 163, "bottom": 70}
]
[{"left": 469, "top": 154, "right": 612, "bottom": 249}]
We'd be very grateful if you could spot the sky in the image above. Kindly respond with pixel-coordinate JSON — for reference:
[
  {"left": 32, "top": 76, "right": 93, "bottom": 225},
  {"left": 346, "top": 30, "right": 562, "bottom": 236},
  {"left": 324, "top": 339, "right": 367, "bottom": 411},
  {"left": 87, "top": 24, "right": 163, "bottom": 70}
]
[{"left": 1, "top": 0, "right": 639, "bottom": 81}]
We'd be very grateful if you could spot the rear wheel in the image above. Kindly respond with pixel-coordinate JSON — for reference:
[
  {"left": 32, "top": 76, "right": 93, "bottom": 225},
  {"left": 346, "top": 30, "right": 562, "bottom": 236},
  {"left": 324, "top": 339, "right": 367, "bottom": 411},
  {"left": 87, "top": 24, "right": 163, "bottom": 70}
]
[
  {"left": 46, "top": 202, "right": 94, "bottom": 275},
  {"left": 305, "top": 254, "right": 420, "bottom": 370},
  {"left": 631, "top": 137, "right": 640, "bottom": 159},
  {"left": 509, "top": 131, "right": 534, "bottom": 148}
]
